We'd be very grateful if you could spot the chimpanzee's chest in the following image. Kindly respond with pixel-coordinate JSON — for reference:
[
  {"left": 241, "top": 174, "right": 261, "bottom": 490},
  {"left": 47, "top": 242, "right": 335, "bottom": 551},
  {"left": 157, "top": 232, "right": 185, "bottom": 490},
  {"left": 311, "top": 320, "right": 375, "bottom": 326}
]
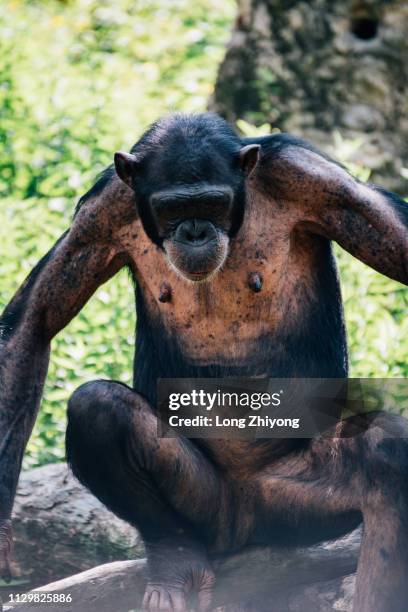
[{"left": 128, "top": 223, "right": 306, "bottom": 368}]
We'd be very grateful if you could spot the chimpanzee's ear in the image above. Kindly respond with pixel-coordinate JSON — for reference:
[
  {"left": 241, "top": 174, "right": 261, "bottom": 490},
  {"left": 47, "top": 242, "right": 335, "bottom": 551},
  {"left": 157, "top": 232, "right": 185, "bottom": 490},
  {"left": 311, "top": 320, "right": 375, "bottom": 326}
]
[
  {"left": 114, "top": 152, "right": 139, "bottom": 189},
  {"left": 239, "top": 144, "right": 261, "bottom": 176}
]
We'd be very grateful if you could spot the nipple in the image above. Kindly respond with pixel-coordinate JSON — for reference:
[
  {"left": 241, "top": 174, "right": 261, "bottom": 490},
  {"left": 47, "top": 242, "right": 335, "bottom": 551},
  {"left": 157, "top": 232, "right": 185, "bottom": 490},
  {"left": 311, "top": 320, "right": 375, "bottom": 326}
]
[
  {"left": 248, "top": 272, "right": 263, "bottom": 293},
  {"left": 158, "top": 282, "right": 172, "bottom": 303}
]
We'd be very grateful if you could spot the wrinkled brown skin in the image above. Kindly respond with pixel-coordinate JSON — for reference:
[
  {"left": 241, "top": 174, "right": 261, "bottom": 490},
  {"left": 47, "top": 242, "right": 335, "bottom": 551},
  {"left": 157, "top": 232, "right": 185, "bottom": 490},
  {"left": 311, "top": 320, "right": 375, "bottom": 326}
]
[{"left": 1, "top": 143, "right": 408, "bottom": 612}]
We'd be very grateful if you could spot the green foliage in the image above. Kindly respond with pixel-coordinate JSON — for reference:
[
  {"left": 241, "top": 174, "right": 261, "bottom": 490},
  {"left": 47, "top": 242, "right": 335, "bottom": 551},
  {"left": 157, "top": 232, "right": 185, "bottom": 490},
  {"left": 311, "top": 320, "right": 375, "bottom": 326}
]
[
  {"left": 0, "top": 0, "right": 407, "bottom": 468},
  {"left": 336, "top": 247, "right": 408, "bottom": 379},
  {"left": 0, "top": 0, "right": 235, "bottom": 200}
]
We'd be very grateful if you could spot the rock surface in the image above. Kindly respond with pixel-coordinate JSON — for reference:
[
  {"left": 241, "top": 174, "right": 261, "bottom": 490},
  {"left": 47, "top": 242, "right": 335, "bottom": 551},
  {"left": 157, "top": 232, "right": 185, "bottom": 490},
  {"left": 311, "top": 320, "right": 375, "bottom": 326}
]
[
  {"left": 0, "top": 463, "right": 361, "bottom": 610},
  {"left": 210, "top": 0, "right": 408, "bottom": 192},
  {"left": 6, "top": 463, "right": 143, "bottom": 590},
  {"left": 3, "top": 533, "right": 360, "bottom": 611}
]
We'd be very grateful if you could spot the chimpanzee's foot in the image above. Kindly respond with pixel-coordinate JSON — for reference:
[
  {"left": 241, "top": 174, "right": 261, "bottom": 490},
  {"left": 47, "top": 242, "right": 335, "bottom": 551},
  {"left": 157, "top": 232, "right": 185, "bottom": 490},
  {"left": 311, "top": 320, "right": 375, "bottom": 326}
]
[{"left": 142, "top": 540, "right": 215, "bottom": 611}]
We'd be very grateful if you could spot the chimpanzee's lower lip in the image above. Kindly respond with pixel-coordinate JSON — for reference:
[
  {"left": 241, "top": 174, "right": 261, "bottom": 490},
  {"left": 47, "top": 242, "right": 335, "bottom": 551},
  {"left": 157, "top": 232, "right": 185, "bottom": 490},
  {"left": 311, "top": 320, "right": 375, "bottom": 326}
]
[{"left": 174, "top": 238, "right": 215, "bottom": 248}]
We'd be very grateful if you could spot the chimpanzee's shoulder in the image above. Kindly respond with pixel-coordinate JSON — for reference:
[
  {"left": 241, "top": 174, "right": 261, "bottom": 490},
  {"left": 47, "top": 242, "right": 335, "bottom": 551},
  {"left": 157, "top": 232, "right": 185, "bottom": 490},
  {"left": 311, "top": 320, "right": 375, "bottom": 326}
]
[
  {"left": 74, "top": 164, "right": 116, "bottom": 216},
  {"left": 241, "top": 133, "right": 338, "bottom": 166}
]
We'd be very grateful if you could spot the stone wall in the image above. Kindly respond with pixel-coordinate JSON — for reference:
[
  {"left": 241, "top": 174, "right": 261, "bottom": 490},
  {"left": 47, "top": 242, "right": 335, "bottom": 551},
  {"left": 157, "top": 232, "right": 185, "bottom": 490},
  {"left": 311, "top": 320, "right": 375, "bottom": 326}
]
[{"left": 210, "top": 0, "right": 408, "bottom": 193}]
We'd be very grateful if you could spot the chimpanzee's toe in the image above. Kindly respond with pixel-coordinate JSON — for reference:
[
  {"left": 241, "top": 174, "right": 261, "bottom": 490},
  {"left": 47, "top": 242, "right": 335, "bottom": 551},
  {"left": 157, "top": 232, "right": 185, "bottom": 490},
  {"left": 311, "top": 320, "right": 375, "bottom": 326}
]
[{"left": 142, "top": 583, "right": 187, "bottom": 611}]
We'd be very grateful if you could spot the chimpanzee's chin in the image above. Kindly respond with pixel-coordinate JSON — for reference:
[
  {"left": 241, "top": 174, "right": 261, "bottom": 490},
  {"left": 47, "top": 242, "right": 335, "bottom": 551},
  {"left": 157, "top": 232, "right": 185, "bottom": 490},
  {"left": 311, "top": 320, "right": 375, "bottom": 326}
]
[
  {"left": 170, "top": 257, "right": 224, "bottom": 283},
  {"left": 164, "top": 234, "right": 229, "bottom": 283}
]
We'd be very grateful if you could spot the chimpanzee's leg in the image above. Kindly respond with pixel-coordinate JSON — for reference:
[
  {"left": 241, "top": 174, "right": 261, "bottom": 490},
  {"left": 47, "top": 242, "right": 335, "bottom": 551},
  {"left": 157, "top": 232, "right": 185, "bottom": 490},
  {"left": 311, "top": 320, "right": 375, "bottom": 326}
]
[
  {"left": 66, "top": 380, "right": 228, "bottom": 612},
  {"left": 256, "top": 412, "right": 408, "bottom": 612}
]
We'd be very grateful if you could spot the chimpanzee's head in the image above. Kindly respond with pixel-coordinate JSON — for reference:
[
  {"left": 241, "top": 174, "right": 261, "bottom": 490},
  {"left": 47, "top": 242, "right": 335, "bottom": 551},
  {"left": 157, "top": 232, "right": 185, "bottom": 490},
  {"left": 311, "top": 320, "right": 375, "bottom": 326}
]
[{"left": 114, "top": 113, "right": 259, "bottom": 282}]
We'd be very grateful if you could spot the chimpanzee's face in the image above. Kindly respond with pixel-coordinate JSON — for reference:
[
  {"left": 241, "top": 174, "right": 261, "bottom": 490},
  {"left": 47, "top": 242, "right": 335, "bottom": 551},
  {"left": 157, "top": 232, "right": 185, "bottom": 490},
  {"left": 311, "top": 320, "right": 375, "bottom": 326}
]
[
  {"left": 114, "top": 115, "right": 259, "bottom": 282},
  {"left": 147, "top": 182, "right": 235, "bottom": 281}
]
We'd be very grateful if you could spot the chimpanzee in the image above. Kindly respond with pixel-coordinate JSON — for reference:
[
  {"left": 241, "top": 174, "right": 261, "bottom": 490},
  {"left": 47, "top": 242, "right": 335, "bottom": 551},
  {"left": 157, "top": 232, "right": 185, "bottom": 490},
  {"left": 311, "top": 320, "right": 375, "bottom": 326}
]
[{"left": 0, "top": 113, "right": 407, "bottom": 612}]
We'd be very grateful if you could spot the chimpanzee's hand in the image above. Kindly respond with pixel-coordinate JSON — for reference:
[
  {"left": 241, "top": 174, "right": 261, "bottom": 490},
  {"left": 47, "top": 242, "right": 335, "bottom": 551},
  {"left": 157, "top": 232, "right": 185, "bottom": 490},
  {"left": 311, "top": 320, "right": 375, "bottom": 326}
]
[{"left": 143, "top": 541, "right": 215, "bottom": 611}]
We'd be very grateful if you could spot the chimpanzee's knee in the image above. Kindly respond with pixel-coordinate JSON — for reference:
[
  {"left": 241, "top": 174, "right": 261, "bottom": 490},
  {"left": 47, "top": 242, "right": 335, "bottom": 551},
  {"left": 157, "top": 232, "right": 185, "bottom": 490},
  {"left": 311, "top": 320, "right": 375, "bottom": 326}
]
[
  {"left": 357, "top": 412, "right": 408, "bottom": 499},
  {"left": 68, "top": 378, "right": 129, "bottom": 424},
  {"left": 66, "top": 379, "right": 133, "bottom": 488}
]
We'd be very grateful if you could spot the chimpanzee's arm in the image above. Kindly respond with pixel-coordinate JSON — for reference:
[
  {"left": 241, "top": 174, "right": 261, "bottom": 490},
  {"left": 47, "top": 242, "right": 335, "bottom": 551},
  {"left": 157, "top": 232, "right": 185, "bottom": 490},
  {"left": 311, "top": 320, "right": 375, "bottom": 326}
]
[
  {"left": 0, "top": 174, "right": 135, "bottom": 574},
  {"left": 254, "top": 137, "right": 408, "bottom": 285}
]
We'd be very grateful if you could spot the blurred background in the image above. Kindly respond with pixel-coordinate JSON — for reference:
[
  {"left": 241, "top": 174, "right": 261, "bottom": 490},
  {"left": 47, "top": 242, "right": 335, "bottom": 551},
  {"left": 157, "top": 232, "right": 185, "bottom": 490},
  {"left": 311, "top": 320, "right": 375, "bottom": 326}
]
[{"left": 0, "top": 0, "right": 407, "bottom": 468}]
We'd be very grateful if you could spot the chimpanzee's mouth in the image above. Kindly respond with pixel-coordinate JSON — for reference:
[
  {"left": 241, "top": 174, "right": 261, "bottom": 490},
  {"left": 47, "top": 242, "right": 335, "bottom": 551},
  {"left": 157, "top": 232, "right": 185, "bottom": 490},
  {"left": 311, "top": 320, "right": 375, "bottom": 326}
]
[{"left": 163, "top": 231, "right": 229, "bottom": 283}]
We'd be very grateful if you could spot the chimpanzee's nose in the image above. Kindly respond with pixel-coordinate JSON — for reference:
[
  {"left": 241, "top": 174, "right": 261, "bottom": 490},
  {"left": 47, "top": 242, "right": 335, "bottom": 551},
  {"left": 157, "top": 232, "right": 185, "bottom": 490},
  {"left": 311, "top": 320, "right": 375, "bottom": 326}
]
[{"left": 175, "top": 219, "right": 215, "bottom": 246}]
